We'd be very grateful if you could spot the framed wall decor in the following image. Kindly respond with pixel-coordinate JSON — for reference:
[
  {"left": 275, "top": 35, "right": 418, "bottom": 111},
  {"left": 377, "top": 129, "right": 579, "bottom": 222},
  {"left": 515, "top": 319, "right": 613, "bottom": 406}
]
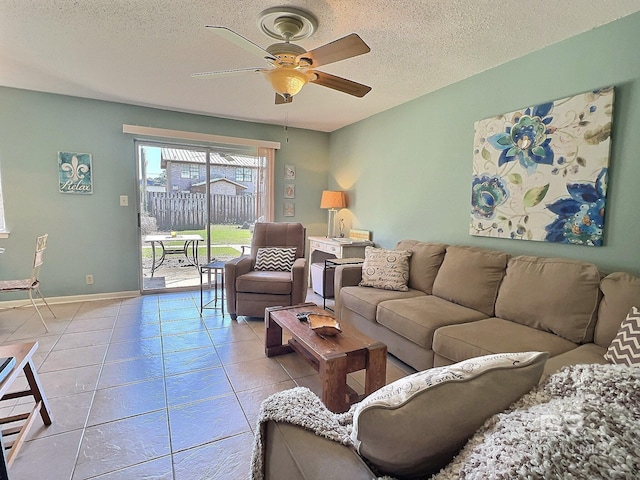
[
  {"left": 470, "top": 87, "right": 614, "bottom": 247},
  {"left": 284, "top": 164, "right": 296, "bottom": 180},
  {"left": 284, "top": 184, "right": 295, "bottom": 199},
  {"left": 58, "top": 151, "right": 93, "bottom": 194},
  {"left": 283, "top": 202, "right": 295, "bottom": 217}
]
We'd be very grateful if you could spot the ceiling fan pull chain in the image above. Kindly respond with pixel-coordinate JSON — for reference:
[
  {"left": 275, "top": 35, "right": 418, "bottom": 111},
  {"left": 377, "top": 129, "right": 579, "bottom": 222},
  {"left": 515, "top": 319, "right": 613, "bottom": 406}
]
[{"left": 284, "top": 104, "right": 289, "bottom": 143}]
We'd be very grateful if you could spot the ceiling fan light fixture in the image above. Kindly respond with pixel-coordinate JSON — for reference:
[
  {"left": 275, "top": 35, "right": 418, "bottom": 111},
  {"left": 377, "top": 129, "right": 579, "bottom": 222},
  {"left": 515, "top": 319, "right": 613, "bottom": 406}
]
[
  {"left": 265, "top": 68, "right": 309, "bottom": 97},
  {"left": 197, "top": 15, "right": 372, "bottom": 105}
]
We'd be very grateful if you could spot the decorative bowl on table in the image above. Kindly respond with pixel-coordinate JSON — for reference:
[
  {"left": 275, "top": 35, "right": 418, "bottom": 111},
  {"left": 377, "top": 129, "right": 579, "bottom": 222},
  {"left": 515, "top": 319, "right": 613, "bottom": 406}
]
[{"left": 307, "top": 314, "right": 342, "bottom": 336}]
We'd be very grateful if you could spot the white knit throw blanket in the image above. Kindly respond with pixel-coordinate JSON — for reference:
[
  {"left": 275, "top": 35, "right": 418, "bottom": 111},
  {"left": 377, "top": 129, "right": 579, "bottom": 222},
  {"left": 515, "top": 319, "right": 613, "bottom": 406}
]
[
  {"left": 250, "top": 364, "right": 640, "bottom": 480},
  {"left": 250, "top": 387, "right": 356, "bottom": 479}
]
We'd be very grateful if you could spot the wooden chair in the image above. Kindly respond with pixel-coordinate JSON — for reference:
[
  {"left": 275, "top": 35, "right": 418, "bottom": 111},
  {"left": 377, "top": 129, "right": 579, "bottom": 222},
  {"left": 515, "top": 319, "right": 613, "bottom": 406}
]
[{"left": 0, "top": 234, "right": 55, "bottom": 332}]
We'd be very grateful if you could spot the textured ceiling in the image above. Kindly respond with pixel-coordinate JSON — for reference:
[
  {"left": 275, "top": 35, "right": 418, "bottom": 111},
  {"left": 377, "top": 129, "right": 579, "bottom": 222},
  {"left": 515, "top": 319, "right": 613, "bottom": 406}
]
[{"left": 2, "top": 1, "right": 639, "bottom": 132}]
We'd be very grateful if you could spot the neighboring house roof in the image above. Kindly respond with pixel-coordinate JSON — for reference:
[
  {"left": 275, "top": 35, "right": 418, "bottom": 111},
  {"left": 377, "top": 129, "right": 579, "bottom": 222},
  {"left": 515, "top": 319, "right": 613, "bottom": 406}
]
[
  {"left": 161, "top": 148, "right": 258, "bottom": 168},
  {"left": 191, "top": 178, "right": 248, "bottom": 190}
]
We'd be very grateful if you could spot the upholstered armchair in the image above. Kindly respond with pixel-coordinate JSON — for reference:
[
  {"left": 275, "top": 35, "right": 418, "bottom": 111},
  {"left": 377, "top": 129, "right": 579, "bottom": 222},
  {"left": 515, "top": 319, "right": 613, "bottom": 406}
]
[{"left": 225, "top": 222, "right": 308, "bottom": 320}]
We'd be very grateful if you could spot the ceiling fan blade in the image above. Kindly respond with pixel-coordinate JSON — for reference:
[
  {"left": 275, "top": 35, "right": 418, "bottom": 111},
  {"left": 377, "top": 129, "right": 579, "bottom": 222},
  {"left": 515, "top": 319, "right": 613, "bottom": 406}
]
[
  {"left": 191, "top": 68, "right": 266, "bottom": 78},
  {"left": 206, "top": 26, "right": 276, "bottom": 63},
  {"left": 297, "top": 33, "right": 370, "bottom": 68},
  {"left": 309, "top": 71, "right": 372, "bottom": 97},
  {"left": 275, "top": 93, "right": 293, "bottom": 105}
]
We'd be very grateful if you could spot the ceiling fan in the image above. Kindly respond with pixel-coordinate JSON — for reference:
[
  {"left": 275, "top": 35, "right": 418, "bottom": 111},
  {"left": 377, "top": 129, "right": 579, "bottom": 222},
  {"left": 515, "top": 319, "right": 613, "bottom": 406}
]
[{"left": 192, "top": 7, "right": 372, "bottom": 104}]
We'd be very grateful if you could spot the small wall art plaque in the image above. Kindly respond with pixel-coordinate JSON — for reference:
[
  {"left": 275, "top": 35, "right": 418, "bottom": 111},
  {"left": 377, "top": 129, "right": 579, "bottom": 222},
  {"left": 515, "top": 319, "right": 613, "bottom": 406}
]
[
  {"left": 283, "top": 202, "right": 295, "bottom": 217},
  {"left": 58, "top": 151, "right": 93, "bottom": 194},
  {"left": 284, "top": 184, "right": 295, "bottom": 199},
  {"left": 284, "top": 164, "right": 296, "bottom": 180}
]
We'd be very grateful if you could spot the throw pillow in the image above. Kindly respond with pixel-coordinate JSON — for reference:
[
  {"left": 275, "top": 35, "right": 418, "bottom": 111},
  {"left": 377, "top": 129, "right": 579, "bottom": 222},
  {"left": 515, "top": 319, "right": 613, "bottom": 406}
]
[
  {"left": 350, "top": 351, "right": 549, "bottom": 478},
  {"left": 359, "top": 247, "right": 412, "bottom": 292},
  {"left": 254, "top": 247, "right": 296, "bottom": 272},
  {"left": 604, "top": 306, "right": 640, "bottom": 366}
]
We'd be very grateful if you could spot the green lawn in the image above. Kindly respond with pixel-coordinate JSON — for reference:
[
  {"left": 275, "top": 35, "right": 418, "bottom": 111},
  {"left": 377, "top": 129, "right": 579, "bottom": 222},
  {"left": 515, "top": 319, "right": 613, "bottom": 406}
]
[{"left": 142, "top": 224, "right": 251, "bottom": 259}]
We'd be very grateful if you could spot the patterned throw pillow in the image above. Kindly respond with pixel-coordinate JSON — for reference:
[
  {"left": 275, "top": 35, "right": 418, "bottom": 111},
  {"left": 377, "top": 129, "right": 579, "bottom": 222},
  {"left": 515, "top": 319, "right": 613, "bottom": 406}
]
[
  {"left": 359, "top": 247, "right": 412, "bottom": 292},
  {"left": 604, "top": 306, "right": 640, "bottom": 366},
  {"left": 254, "top": 247, "right": 296, "bottom": 272},
  {"left": 351, "top": 351, "right": 548, "bottom": 478}
]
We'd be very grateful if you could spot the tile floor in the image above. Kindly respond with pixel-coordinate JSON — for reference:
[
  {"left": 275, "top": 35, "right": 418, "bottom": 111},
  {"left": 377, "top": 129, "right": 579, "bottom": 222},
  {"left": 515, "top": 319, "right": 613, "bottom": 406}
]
[{"left": 0, "top": 290, "right": 414, "bottom": 480}]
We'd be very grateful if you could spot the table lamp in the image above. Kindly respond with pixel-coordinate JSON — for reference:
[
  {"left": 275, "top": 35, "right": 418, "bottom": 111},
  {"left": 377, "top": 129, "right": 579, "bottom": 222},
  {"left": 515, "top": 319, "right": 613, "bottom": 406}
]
[{"left": 320, "top": 190, "right": 346, "bottom": 238}]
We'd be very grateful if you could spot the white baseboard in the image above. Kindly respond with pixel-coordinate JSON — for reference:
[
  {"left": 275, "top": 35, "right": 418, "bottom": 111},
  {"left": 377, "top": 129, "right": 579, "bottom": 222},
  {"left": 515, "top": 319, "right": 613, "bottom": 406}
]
[{"left": 0, "top": 291, "right": 140, "bottom": 308}]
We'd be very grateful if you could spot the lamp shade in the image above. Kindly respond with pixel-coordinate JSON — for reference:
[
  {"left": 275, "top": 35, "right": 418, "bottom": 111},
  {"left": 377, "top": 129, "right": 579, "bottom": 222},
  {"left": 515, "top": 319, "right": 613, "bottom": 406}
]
[{"left": 320, "top": 190, "right": 346, "bottom": 209}]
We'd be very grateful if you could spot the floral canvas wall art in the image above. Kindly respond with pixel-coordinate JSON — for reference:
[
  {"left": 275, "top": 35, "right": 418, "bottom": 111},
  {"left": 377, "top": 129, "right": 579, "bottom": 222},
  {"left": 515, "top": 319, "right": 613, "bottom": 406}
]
[{"left": 470, "top": 88, "right": 614, "bottom": 246}]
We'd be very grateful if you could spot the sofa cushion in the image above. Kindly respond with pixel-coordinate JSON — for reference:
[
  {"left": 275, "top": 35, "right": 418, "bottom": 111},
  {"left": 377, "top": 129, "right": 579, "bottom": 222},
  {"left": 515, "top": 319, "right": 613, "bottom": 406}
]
[
  {"left": 376, "top": 296, "right": 488, "bottom": 349},
  {"left": 542, "top": 343, "right": 608, "bottom": 378},
  {"left": 235, "top": 271, "right": 292, "bottom": 294},
  {"left": 432, "top": 317, "right": 577, "bottom": 364},
  {"left": 351, "top": 351, "right": 548, "bottom": 479},
  {"left": 359, "top": 247, "right": 412, "bottom": 291},
  {"left": 596, "top": 272, "right": 640, "bottom": 348},
  {"left": 254, "top": 247, "right": 296, "bottom": 272},
  {"left": 339, "top": 286, "right": 425, "bottom": 322},
  {"left": 395, "top": 240, "right": 447, "bottom": 294},
  {"left": 432, "top": 245, "right": 509, "bottom": 316},
  {"left": 495, "top": 256, "right": 601, "bottom": 343},
  {"left": 604, "top": 306, "right": 640, "bottom": 366}
]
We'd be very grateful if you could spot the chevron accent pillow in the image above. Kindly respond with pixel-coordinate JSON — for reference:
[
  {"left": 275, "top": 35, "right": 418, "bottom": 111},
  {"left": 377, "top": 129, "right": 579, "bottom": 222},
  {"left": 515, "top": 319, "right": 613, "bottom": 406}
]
[
  {"left": 254, "top": 247, "right": 296, "bottom": 272},
  {"left": 604, "top": 306, "right": 640, "bottom": 366}
]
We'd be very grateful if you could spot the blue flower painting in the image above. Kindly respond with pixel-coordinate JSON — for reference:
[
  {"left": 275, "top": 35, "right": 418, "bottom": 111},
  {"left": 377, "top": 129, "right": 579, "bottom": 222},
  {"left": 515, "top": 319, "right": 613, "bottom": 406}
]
[{"left": 470, "top": 88, "right": 614, "bottom": 246}]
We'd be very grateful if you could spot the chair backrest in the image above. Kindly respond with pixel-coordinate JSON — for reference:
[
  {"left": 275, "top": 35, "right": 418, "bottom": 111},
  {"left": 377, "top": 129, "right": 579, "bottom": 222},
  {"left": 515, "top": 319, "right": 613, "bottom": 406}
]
[
  {"left": 250, "top": 223, "right": 305, "bottom": 261},
  {"left": 32, "top": 234, "right": 48, "bottom": 278}
]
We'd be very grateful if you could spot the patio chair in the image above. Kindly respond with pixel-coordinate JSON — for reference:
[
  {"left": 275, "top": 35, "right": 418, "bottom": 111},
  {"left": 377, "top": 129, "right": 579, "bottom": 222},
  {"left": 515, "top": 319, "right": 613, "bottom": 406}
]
[
  {"left": 225, "top": 222, "right": 307, "bottom": 320},
  {"left": 0, "top": 234, "right": 56, "bottom": 332}
]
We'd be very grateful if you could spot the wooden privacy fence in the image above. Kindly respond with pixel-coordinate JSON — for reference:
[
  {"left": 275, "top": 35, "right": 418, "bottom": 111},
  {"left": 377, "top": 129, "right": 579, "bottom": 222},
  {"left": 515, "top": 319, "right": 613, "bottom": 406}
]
[{"left": 147, "top": 192, "right": 257, "bottom": 230}]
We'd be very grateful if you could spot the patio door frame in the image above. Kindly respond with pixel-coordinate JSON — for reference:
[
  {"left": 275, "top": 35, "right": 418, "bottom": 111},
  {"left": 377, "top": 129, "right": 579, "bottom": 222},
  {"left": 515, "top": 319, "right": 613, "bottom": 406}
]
[{"left": 135, "top": 139, "right": 265, "bottom": 294}]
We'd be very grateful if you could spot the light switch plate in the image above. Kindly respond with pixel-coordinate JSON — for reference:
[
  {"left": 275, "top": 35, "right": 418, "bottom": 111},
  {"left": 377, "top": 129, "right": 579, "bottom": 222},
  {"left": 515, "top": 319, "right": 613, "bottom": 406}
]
[{"left": 119, "top": 195, "right": 128, "bottom": 206}]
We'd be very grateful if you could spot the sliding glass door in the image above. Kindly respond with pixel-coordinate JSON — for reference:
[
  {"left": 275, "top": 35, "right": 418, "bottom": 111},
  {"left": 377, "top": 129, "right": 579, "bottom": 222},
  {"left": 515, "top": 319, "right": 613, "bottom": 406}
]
[{"left": 136, "top": 140, "right": 266, "bottom": 293}]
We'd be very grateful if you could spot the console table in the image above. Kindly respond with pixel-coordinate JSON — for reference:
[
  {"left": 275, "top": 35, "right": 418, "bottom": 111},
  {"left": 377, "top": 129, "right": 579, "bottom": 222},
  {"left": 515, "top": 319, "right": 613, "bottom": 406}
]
[
  {"left": 308, "top": 236, "right": 371, "bottom": 308},
  {"left": 308, "top": 236, "right": 371, "bottom": 264}
]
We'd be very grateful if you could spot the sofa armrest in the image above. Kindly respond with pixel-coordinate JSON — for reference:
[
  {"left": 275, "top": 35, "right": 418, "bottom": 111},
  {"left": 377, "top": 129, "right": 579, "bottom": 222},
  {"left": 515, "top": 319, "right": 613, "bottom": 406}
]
[
  {"left": 335, "top": 264, "right": 363, "bottom": 314},
  {"left": 264, "top": 420, "right": 375, "bottom": 480},
  {"left": 291, "top": 257, "right": 308, "bottom": 305},
  {"left": 224, "top": 256, "right": 252, "bottom": 316}
]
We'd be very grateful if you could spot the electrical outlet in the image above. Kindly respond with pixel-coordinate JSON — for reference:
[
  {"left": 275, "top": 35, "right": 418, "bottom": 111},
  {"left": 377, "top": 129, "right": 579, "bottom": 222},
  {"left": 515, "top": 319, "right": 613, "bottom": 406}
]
[{"left": 86, "top": 274, "right": 94, "bottom": 285}]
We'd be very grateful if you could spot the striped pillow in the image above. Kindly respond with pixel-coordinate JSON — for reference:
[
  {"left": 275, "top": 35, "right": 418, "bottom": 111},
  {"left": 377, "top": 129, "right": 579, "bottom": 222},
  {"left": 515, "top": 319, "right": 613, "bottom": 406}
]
[
  {"left": 604, "top": 306, "right": 640, "bottom": 366},
  {"left": 254, "top": 247, "right": 296, "bottom": 272}
]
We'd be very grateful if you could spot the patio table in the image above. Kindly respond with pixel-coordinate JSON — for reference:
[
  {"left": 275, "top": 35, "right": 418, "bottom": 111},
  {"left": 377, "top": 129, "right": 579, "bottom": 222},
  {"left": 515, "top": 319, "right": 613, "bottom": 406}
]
[{"left": 144, "top": 234, "right": 204, "bottom": 277}]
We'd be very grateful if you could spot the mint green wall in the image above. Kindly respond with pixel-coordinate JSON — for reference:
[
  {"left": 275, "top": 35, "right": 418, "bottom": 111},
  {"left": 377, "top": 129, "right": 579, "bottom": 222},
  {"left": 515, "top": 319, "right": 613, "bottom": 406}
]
[
  {"left": 0, "top": 88, "right": 330, "bottom": 297},
  {"left": 3, "top": 12, "right": 639, "bottom": 300},
  {"left": 330, "top": 13, "right": 640, "bottom": 275}
]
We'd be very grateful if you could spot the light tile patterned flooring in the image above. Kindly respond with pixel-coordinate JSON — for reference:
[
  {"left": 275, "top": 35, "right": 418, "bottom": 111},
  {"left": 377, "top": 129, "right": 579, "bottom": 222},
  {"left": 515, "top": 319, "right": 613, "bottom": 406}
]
[{"left": 0, "top": 290, "right": 413, "bottom": 480}]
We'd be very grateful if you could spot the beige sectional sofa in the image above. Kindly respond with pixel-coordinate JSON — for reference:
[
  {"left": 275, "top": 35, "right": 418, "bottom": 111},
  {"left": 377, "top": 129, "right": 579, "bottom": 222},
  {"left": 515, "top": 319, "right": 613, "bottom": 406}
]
[
  {"left": 335, "top": 240, "right": 640, "bottom": 375},
  {"left": 255, "top": 241, "right": 640, "bottom": 480}
]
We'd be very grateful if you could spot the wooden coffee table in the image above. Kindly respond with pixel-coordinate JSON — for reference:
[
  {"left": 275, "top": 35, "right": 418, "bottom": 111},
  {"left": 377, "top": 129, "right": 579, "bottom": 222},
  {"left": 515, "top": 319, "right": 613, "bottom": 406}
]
[{"left": 265, "top": 303, "right": 387, "bottom": 413}]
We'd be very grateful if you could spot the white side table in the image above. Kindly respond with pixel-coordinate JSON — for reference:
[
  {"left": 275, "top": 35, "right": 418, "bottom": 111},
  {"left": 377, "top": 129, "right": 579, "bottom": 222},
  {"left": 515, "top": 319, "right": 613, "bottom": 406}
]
[{"left": 308, "top": 236, "right": 371, "bottom": 309}]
